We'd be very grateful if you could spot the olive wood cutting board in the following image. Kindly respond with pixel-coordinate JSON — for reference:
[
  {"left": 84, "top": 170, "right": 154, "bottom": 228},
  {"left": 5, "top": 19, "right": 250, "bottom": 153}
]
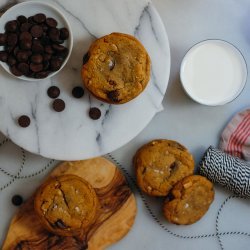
[{"left": 2, "top": 157, "right": 137, "bottom": 250}]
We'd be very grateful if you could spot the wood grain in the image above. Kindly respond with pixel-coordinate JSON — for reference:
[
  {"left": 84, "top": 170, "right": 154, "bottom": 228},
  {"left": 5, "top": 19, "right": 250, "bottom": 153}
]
[{"left": 2, "top": 157, "right": 137, "bottom": 250}]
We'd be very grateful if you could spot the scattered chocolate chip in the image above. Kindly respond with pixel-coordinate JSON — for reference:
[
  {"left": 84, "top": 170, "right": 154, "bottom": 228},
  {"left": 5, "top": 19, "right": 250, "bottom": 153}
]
[
  {"left": 60, "top": 28, "right": 69, "bottom": 40},
  {"left": 54, "top": 219, "right": 68, "bottom": 229},
  {"left": 53, "top": 99, "right": 65, "bottom": 112},
  {"left": 10, "top": 65, "right": 22, "bottom": 76},
  {"left": 48, "top": 28, "right": 60, "bottom": 42},
  {"left": 19, "top": 31, "right": 32, "bottom": 41},
  {"left": 30, "top": 25, "right": 43, "bottom": 38},
  {"left": 7, "top": 33, "right": 18, "bottom": 47},
  {"left": 30, "top": 63, "right": 43, "bottom": 72},
  {"left": 13, "top": 46, "right": 20, "bottom": 56},
  {"left": 31, "top": 54, "right": 43, "bottom": 64},
  {"left": 20, "top": 39, "right": 32, "bottom": 50},
  {"left": 82, "top": 52, "right": 89, "bottom": 65},
  {"left": 7, "top": 55, "right": 16, "bottom": 66},
  {"left": 33, "top": 13, "right": 46, "bottom": 24},
  {"left": 46, "top": 18, "right": 58, "bottom": 28},
  {"left": 35, "top": 71, "right": 50, "bottom": 79},
  {"left": 41, "top": 35, "right": 50, "bottom": 45},
  {"left": 16, "top": 51, "right": 29, "bottom": 62},
  {"left": 20, "top": 22, "right": 31, "bottom": 32},
  {"left": 0, "top": 51, "right": 8, "bottom": 62},
  {"left": 72, "top": 86, "right": 84, "bottom": 98},
  {"left": 18, "top": 63, "right": 29, "bottom": 75},
  {"left": 89, "top": 107, "right": 101, "bottom": 120},
  {"left": 50, "top": 58, "right": 63, "bottom": 71},
  {"left": 18, "top": 115, "right": 30, "bottom": 127},
  {"left": 17, "top": 15, "right": 27, "bottom": 24},
  {"left": 47, "top": 86, "right": 60, "bottom": 98},
  {"left": 0, "top": 33, "right": 7, "bottom": 46},
  {"left": 32, "top": 42, "right": 44, "bottom": 53},
  {"left": 12, "top": 195, "right": 23, "bottom": 206},
  {"left": 107, "top": 90, "right": 119, "bottom": 102},
  {"left": 5, "top": 20, "right": 18, "bottom": 32}
]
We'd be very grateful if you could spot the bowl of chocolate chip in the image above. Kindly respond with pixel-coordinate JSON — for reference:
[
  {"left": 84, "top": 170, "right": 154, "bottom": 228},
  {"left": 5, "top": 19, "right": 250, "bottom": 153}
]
[{"left": 0, "top": 1, "right": 73, "bottom": 81}]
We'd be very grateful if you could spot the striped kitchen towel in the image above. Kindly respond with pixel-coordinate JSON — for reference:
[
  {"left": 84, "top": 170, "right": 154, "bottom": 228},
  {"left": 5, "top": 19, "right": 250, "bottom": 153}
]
[{"left": 220, "top": 109, "right": 250, "bottom": 161}]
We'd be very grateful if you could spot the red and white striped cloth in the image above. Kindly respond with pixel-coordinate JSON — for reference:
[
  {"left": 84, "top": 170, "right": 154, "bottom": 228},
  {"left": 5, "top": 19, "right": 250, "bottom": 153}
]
[{"left": 220, "top": 109, "right": 250, "bottom": 161}]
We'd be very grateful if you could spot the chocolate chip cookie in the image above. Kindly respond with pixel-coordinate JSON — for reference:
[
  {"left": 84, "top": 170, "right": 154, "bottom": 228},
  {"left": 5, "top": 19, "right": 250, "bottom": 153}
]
[
  {"left": 163, "top": 175, "right": 214, "bottom": 225},
  {"left": 134, "top": 139, "right": 195, "bottom": 196},
  {"left": 34, "top": 174, "right": 99, "bottom": 236},
  {"left": 81, "top": 33, "right": 151, "bottom": 104}
]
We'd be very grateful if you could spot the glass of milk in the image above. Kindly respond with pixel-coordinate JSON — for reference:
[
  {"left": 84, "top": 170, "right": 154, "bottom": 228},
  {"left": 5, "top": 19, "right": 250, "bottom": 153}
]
[{"left": 180, "top": 40, "right": 247, "bottom": 106}]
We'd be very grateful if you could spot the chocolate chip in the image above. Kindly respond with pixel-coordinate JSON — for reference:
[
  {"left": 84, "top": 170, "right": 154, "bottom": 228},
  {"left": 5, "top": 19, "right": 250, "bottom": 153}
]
[
  {"left": 82, "top": 52, "right": 89, "bottom": 65},
  {"left": 43, "top": 53, "right": 52, "bottom": 61},
  {"left": 35, "top": 71, "right": 50, "bottom": 79},
  {"left": 19, "top": 31, "right": 32, "bottom": 41},
  {"left": 30, "top": 25, "right": 43, "bottom": 38},
  {"left": 18, "top": 63, "right": 29, "bottom": 75},
  {"left": 56, "top": 48, "right": 69, "bottom": 58},
  {"left": 16, "top": 51, "right": 29, "bottom": 62},
  {"left": 31, "top": 54, "right": 43, "bottom": 64},
  {"left": 12, "top": 195, "right": 23, "bottom": 206},
  {"left": 28, "top": 16, "right": 36, "bottom": 24},
  {"left": 30, "top": 63, "right": 43, "bottom": 72},
  {"left": 45, "top": 45, "right": 54, "bottom": 54},
  {"left": 20, "top": 39, "right": 32, "bottom": 50},
  {"left": 7, "top": 34, "right": 18, "bottom": 47},
  {"left": 107, "top": 90, "right": 120, "bottom": 102},
  {"left": 0, "top": 51, "right": 8, "bottom": 62},
  {"left": 20, "top": 23, "right": 31, "bottom": 32},
  {"left": 72, "top": 86, "right": 84, "bottom": 98},
  {"left": 53, "top": 99, "right": 65, "bottom": 112},
  {"left": 41, "top": 35, "right": 50, "bottom": 45},
  {"left": 54, "top": 219, "right": 68, "bottom": 229},
  {"left": 48, "top": 28, "right": 60, "bottom": 42},
  {"left": 7, "top": 55, "right": 16, "bottom": 66},
  {"left": 52, "top": 44, "right": 66, "bottom": 52},
  {"left": 43, "top": 60, "right": 50, "bottom": 70},
  {"left": 46, "top": 18, "right": 58, "bottom": 28},
  {"left": 13, "top": 46, "right": 20, "bottom": 56},
  {"left": 50, "top": 58, "right": 63, "bottom": 71},
  {"left": 18, "top": 115, "right": 30, "bottom": 127},
  {"left": 5, "top": 20, "right": 18, "bottom": 32},
  {"left": 33, "top": 13, "right": 46, "bottom": 24},
  {"left": 47, "top": 86, "right": 60, "bottom": 98},
  {"left": 59, "top": 28, "right": 69, "bottom": 40},
  {"left": 10, "top": 65, "right": 22, "bottom": 76},
  {"left": 17, "top": 15, "right": 27, "bottom": 24},
  {"left": 89, "top": 107, "right": 101, "bottom": 120},
  {"left": 0, "top": 33, "right": 7, "bottom": 46},
  {"left": 32, "top": 42, "right": 44, "bottom": 53}
]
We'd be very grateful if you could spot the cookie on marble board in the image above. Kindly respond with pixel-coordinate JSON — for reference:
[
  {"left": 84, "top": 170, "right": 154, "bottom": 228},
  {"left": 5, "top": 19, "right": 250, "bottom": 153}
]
[
  {"left": 34, "top": 174, "right": 99, "bottom": 236},
  {"left": 163, "top": 175, "right": 214, "bottom": 225},
  {"left": 134, "top": 139, "right": 195, "bottom": 196},
  {"left": 81, "top": 32, "right": 151, "bottom": 104}
]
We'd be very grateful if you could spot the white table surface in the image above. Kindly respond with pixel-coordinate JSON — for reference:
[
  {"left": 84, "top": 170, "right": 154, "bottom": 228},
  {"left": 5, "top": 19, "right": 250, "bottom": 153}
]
[{"left": 1, "top": 0, "right": 250, "bottom": 250}]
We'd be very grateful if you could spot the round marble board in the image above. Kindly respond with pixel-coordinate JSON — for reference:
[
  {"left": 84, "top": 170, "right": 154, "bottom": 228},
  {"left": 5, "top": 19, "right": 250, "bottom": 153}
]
[{"left": 0, "top": 0, "right": 170, "bottom": 160}]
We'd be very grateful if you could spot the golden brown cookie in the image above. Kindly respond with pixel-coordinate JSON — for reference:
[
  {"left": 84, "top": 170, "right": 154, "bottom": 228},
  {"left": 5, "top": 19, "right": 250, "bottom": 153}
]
[
  {"left": 134, "top": 139, "right": 195, "bottom": 196},
  {"left": 81, "top": 32, "right": 151, "bottom": 104},
  {"left": 34, "top": 174, "right": 99, "bottom": 236},
  {"left": 163, "top": 175, "right": 214, "bottom": 225}
]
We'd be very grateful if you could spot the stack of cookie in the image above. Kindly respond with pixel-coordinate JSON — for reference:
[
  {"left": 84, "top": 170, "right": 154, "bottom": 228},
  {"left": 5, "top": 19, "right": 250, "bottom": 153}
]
[{"left": 134, "top": 139, "right": 214, "bottom": 225}]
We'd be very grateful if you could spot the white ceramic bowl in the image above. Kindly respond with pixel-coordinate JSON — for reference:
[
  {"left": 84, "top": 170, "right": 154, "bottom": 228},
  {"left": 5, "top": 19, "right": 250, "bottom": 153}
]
[
  {"left": 180, "top": 40, "right": 247, "bottom": 106},
  {"left": 0, "top": 1, "right": 73, "bottom": 81}
]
